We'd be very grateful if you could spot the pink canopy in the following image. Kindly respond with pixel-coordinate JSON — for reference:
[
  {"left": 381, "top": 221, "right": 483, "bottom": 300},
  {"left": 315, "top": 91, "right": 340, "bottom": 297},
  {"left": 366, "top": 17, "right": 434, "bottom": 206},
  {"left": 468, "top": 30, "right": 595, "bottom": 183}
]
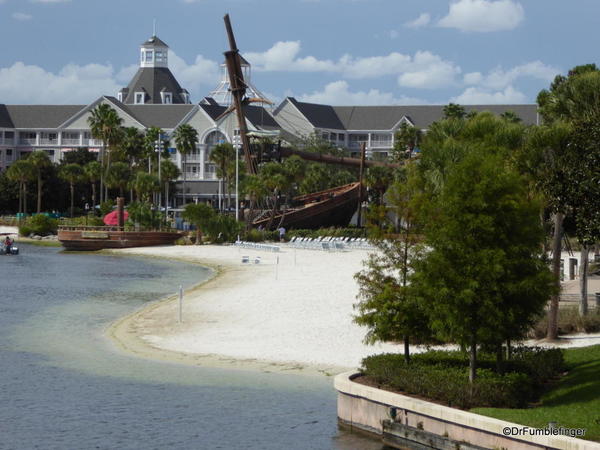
[{"left": 103, "top": 210, "right": 128, "bottom": 226}]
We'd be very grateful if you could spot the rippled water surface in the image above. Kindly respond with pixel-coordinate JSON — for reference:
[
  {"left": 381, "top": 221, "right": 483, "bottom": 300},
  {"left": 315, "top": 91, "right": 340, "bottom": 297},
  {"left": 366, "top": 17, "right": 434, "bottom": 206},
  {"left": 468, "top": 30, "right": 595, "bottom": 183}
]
[{"left": 0, "top": 245, "right": 382, "bottom": 450}]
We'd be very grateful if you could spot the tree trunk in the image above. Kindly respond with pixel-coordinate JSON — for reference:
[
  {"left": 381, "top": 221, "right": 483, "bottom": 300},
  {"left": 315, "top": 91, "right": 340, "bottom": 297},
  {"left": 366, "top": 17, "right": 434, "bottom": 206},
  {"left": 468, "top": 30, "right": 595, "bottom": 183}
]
[
  {"left": 505, "top": 339, "right": 512, "bottom": 360},
  {"left": 37, "top": 174, "right": 42, "bottom": 213},
  {"left": 547, "top": 212, "right": 564, "bottom": 340},
  {"left": 18, "top": 182, "right": 23, "bottom": 215},
  {"left": 99, "top": 144, "right": 104, "bottom": 204},
  {"left": 403, "top": 336, "right": 410, "bottom": 364},
  {"left": 495, "top": 344, "right": 504, "bottom": 374},
  {"left": 23, "top": 182, "right": 28, "bottom": 215},
  {"left": 91, "top": 182, "right": 97, "bottom": 214},
  {"left": 469, "top": 336, "right": 477, "bottom": 383},
  {"left": 70, "top": 182, "right": 75, "bottom": 218},
  {"left": 580, "top": 245, "right": 589, "bottom": 316},
  {"left": 195, "top": 229, "right": 202, "bottom": 245}
]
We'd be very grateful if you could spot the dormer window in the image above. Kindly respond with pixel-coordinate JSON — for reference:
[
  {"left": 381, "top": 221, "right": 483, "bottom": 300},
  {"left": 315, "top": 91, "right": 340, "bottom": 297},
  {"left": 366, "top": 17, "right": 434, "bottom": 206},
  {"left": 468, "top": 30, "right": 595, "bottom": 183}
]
[
  {"left": 161, "top": 91, "right": 172, "bottom": 104},
  {"left": 182, "top": 92, "right": 190, "bottom": 104},
  {"left": 144, "top": 50, "right": 153, "bottom": 63},
  {"left": 155, "top": 50, "right": 166, "bottom": 63},
  {"left": 135, "top": 92, "right": 145, "bottom": 104},
  {"left": 117, "top": 92, "right": 123, "bottom": 102}
]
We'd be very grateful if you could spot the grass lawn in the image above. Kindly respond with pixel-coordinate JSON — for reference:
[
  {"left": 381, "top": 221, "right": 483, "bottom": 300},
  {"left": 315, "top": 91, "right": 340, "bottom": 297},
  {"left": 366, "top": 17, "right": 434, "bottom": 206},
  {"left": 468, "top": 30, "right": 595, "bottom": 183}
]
[{"left": 472, "top": 345, "right": 600, "bottom": 441}]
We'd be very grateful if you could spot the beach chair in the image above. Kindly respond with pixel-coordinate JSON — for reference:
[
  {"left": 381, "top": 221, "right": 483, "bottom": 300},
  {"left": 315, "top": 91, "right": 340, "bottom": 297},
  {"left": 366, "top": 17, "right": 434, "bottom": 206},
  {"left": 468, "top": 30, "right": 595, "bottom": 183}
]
[
  {"left": 242, "top": 255, "right": 249, "bottom": 263},
  {"left": 254, "top": 256, "right": 261, "bottom": 264}
]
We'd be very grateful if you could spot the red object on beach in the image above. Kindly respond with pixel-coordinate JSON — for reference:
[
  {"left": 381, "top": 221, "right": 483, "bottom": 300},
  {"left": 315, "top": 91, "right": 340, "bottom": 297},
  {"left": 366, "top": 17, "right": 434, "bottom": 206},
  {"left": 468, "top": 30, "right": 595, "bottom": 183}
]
[{"left": 103, "top": 210, "right": 128, "bottom": 226}]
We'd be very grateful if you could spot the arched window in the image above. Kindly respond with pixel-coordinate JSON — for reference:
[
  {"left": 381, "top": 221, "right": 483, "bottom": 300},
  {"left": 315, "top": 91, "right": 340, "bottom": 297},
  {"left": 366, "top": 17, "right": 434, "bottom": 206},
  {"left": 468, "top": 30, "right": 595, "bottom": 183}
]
[{"left": 203, "top": 130, "right": 227, "bottom": 178}]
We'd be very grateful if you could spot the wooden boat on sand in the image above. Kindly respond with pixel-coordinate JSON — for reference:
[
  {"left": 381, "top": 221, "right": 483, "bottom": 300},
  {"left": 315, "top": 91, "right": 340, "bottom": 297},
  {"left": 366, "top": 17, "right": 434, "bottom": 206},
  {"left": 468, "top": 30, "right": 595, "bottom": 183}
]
[
  {"left": 58, "top": 226, "right": 184, "bottom": 251},
  {"left": 252, "top": 182, "right": 360, "bottom": 230}
]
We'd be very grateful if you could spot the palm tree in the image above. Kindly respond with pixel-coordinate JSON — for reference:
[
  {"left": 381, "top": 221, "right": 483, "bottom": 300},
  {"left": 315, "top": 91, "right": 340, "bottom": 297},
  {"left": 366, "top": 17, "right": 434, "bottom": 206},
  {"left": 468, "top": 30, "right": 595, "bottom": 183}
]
[
  {"left": 182, "top": 202, "right": 215, "bottom": 244},
  {"left": 84, "top": 161, "right": 102, "bottom": 212},
  {"left": 59, "top": 163, "right": 84, "bottom": 217},
  {"left": 6, "top": 159, "right": 35, "bottom": 215},
  {"left": 393, "top": 122, "right": 422, "bottom": 160},
  {"left": 442, "top": 103, "right": 466, "bottom": 120},
  {"left": 160, "top": 159, "right": 181, "bottom": 212},
  {"left": 209, "top": 142, "right": 235, "bottom": 210},
  {"left": 105, "top": 161, "right": 131, "bottom": 199},
  {"left": 173, "top": 124, "right": 199, "bottom": 207},
  {"left": 241, "top": 174, "right": 267, "bottom": 225},
  {"left": 132, "top": 171, "right": 159, "bottom": 203},
  {"left": 87, "top": 103, "right": 124, "bottom": 203},
  {"left": 28, "top": 150, "right": 52, "bottom": 213}
]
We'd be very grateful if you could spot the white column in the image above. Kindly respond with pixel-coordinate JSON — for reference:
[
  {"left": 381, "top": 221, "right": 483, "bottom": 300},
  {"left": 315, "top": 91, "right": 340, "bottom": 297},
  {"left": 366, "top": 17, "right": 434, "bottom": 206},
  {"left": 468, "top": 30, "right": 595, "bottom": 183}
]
[
  {"left": 35, "top": 132, "right": 40, "bottom": 146},
  {"left": 79, "top": 131, "right": 83, "bottom": 147},
  {"left": 199, "top": 144, "right": 206, "bottom": 180}
]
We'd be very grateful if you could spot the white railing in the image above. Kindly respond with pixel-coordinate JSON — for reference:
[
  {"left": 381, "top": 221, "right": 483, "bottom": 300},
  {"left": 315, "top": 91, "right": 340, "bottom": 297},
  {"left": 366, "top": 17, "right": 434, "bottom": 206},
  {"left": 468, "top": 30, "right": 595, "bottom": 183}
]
[
  {"left": 3, "top": 138, "right": 14, "bottom": 145},
  {"left": 61, "top": 138, "right": 81, "bottom": 146},
  {"left": 19, "top": 138, "right": 36, "bottom": 145},
  {"left": 39, "top": 139, "right": 58, "bottom": 145}
]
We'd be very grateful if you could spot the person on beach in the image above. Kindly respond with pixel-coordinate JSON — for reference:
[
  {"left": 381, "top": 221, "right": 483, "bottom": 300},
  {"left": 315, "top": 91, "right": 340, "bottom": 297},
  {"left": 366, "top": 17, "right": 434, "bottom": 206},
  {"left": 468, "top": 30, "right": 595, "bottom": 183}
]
[
  {"left": 4, "top": 236, "right": 12, "bottom": 253},
  {"left": 278, "top": 226, "right": 286, "bottom": 242}
]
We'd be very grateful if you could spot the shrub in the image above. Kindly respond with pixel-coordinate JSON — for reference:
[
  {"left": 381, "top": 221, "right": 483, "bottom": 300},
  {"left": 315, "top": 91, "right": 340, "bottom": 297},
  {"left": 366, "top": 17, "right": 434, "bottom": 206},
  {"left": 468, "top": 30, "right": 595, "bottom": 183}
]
[
  {"left": 99, "top": 200, "right": 115, "bottom": 217},
  {"left": 242, "top": 229, "right": 279, "bottom": 242},
  {"left": 19, "top": 214, "right": 58, "bottom": 236},
  {"left": 360, "top": 348, "right": 564, "bottom": 409},
  {"left": 531, "top": 307, "right": 600, "bottom": 338}
]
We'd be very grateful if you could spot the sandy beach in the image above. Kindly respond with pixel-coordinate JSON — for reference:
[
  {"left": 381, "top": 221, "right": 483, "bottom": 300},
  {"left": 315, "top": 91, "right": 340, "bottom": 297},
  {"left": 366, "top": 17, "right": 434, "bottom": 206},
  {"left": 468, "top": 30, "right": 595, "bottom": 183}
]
[{"left": 106, "top": 243, "right": 600, "bottom": 375}]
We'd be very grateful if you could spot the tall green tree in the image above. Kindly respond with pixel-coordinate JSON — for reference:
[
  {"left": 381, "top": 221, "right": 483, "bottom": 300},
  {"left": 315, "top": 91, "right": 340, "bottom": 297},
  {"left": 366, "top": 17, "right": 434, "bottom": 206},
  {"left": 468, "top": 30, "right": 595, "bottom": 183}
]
[
  {"left": 84, "top": 160, "right": 102, "bottom": 212},
  {"left": 412, "top": 149, "right": 553, "bottom": 382},
  {"left": 442, "top": 103, "right": 466, "bottom": 120},
  {"left": 6, "top": 159, "right": 35, "bottom": 214},
  {"left": 182, "top": 202, "right": 216, "bottom": 244},
  {"left": 132, "top": 172, "right": 159, "bottom": 203},
  {"left": 28, "top": 150, "right": 52, "bottom": 213},
  {"left": 393, "top": 122, "right": 422, "bottom": 160},
  {"left": 160, "top": 159, "right": 181, "bottom": 211},
  {"left": 105, "top": 161, "right": 131, "bottom": 199},
  {"left": 87, "top": 103, "right": 124, "bottom": 203},
  {"left": 59, "top": 163, "right": 84, "bottom": 217},
  {"left": 173, "top": 124, "right": 199, "bottom": 207},
  {"left": 209, "top": 142, "right": 235, "bottom": 210},
  {"left": 241, "top": 174, "right": 268, "bottom": 224}
]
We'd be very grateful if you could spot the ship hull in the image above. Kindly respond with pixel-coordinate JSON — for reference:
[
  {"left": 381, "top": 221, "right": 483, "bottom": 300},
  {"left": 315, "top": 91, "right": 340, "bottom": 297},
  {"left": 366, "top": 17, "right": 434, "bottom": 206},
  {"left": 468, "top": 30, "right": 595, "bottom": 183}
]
[{"left": 58, "top": 228, "right": 184, "bottom": 251}]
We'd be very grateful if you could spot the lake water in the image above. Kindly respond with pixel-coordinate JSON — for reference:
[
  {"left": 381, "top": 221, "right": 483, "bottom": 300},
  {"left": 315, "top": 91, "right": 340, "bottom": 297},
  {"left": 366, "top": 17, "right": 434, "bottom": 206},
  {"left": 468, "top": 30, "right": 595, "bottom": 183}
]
[{"left": 0, "top": 244, "right": 382, "bottom": 450}]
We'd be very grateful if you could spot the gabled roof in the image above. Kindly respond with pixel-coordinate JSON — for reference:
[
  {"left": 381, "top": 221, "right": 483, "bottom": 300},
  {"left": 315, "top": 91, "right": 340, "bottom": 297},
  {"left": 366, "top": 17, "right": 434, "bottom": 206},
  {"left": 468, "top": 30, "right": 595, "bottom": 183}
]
[
  {"left": 126, "top": 104, "right": 195, "bottom": 129},
  {"left": 141, "top": 35, "right": 169, "bottom": 48},
  {"left": 123, "top": 67, "right": 187, "bottom": 104},
  {"left": 287, "top": 98, "right": 345, "bottom": 130},
  {"left": 283, "top": 98, "right": 539, "bottom": 130},
  {"left": 1, "top": 105, "right": 85, "bottom": 129},
  {"left": 199, "top": 103, "right": 280, "bottom": 130}
]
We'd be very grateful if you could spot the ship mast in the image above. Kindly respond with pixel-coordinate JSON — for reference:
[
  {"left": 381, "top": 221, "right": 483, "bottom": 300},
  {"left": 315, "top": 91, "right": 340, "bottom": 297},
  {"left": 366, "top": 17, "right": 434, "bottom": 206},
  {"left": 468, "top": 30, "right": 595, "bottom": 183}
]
[{"left": 223, "top": 14, "right": 258, "bottom": 175}]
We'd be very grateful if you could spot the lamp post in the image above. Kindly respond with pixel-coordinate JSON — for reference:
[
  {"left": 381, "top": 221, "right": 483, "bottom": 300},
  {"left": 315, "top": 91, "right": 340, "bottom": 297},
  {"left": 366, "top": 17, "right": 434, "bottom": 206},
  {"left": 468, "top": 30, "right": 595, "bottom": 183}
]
[{"left": 233, "top": 132, "right": 240, "bottom": 221}]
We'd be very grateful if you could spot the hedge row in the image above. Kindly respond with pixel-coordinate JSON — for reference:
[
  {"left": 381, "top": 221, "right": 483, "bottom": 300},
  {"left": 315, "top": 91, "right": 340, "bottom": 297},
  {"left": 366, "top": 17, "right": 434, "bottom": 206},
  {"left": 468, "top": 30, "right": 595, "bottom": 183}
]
[{"left": 360, "top": 348, "right": 564, "bottom": 409}]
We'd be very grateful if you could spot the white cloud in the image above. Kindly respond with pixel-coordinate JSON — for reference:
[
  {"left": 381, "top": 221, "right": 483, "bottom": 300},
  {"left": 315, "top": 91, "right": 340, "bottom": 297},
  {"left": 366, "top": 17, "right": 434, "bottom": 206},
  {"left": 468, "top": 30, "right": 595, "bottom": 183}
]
[
  {"left": 168, "top": 51, "right": 220, "bottom": 93},
  {"left": 463, "top": 61, "right": 558, "bottom": 89},
  {"left": 0, "top": 62, "right": 121, "bottom": 104},
  {"left": 438, "top": 0, "right": 524, "bottom": 32},
  {"left": 397, "top": 51, "right": 461, "bottom": 89},
  {"left": 451, "top": 85, "right": 527, "bottom": 104},
  {"left": 405, "top": 13, "right": 431, "bottom": 29},
  {"left": 297, "top": 80, "right": 427, "bottom": 106},
  {"left": 245, "top": 41, "right": 460, "bottom": 88},
  {"left": 12, "top": 12, "right": 32, "bottom": 20}
]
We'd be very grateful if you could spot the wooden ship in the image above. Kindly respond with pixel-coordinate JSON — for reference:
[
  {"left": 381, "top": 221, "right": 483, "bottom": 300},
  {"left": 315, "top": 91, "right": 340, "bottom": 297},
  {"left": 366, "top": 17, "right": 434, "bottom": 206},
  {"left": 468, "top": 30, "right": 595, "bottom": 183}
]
[
  {"left": 221, "top": 15, "right": 400, "bottom": 231},
  {"left": 58, "top": 198, "right": 183, "bottom": 251}
]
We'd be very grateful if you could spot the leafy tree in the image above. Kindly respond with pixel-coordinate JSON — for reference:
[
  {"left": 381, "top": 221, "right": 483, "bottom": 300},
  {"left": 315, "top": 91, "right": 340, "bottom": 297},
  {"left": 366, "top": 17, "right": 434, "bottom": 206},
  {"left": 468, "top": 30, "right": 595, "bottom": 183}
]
[
  {"left": 500, "top": 111, "right": 522, "bottom": 123},
  {"left": 120, "top": 127, "right": 145, "bottom": 167},
  {"left": 27, "top": 150, "right": 52, "bottom": 213},
  {"left": 84, "top": 161, "right": 102, "bottom": 211},
  {"left": 105, "top": 161, "right": 131, "bottom": 199},
  {"left": 241, "top": 174, "right": 268, "bottom": 224},
  {"left": 60, "top": 148, "right": 96, "bottom": 166},
  {"left": 412, "top": 149, "right": 553, "bottom": 382},
  {"left": 537, "top": 64, "right": 600, "bottom": 322},
  {"left": 160, "top": 158, "right": 181, "bottom": 211},
  {"left": 173, "top": 123, "right": 199, "bottom": 207},
  {"left": 354, "top": 165, "right": 430, "bottom": 363},
  {"left": 442, "top": 103, "right": 466, "bottom": 120},
  {"left": 393, "top": 122, "right": 422, "bottom": 160},
  {"left": 182, "top": 202, "right": 216, "bottom": 244},
  {"left": 88, "top": 103, "right": 124, "bottom": 203},
  {"left": 6, "top": 159, "right": 35, "bottom": 214},
  {"left": 0, "top": 171, "right": 19, "bottom": 214},
  {"left": 209, "top": 142, "right": 235, "bottom": 210},
  {"left": 59, "top": 163, "right": 84, "bottom": 217},
  {"left": 132, "top": 172, "right": 159, "bottom": 203}
]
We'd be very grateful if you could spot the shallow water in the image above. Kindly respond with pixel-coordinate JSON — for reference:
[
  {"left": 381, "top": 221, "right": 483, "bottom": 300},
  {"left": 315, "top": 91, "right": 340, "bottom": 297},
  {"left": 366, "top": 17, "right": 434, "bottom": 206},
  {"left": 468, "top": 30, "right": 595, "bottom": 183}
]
[{"left": 0, "top": 245, "right": 382, "bottom": 450}]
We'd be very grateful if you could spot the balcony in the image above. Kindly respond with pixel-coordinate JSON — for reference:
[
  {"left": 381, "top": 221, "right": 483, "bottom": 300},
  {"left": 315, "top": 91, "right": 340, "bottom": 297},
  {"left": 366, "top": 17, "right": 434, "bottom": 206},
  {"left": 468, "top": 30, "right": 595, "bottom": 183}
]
[
  {"left": 39, "top": 138, "right": 59, "bottom": 146},
  {"left": 18, "top": 138, "right": 37, "bottom": 146},
  {"left": 2, "top": 138, "right": 14, "bottom": 145},
  {"left": 370, "top": 140, "right": 392, "bottom": 149},
  {"left": 61, "top": 138, "right": 81, "bottom": 146}
]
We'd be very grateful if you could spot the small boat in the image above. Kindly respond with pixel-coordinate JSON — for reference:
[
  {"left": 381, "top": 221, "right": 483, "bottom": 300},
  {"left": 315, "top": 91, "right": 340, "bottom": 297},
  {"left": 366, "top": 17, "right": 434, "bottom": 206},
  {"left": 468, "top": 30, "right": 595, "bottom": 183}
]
[
  {"left": 58, "top": 226, "right": 184, "bottom": 251},
  {"left": 252, "top": 182, "right": 360, "bottom": 230}
]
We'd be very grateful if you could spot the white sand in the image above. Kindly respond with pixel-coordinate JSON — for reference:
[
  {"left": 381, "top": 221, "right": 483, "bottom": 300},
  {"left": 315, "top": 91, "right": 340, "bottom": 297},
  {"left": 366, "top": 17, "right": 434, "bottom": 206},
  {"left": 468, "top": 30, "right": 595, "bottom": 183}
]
[{"left": 107, "top": 244, "right": 600, "bottom": 375}]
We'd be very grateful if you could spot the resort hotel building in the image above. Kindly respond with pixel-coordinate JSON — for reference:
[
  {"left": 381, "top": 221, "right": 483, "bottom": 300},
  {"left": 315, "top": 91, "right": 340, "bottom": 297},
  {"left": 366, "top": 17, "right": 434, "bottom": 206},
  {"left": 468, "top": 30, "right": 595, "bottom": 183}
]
[{"left": 0, "top": 35, "right": 539, "bottom": 206}]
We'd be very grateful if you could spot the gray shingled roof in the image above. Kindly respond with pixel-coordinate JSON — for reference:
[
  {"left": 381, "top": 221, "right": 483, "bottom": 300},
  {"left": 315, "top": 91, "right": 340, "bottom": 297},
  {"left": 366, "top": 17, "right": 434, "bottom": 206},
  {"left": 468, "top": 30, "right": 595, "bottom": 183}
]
[
  {"left": 123, "top": 67, "right": 187, "bottom": 104},
  {"left": 198, "top": 103, "right": 279, "bottom": 130},
  {"left": 288, "top": 98, "right": 345, "bottom": 130},
  {"left": 141, "top": 36, "right": 169, "bottom": 48},
  {"left": 126, "top": 104, "right": 195, "bottom": 129},
  {"left": 1, "top": 105, "right": 85, "bottom": 129},
  {"left": 287, "top": 98, "right": 539, "bottom": 130}
]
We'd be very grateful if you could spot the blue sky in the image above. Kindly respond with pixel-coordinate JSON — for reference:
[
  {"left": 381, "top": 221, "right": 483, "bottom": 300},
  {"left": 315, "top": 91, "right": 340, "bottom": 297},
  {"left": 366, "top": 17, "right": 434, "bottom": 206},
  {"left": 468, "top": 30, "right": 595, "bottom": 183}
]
[{"left": 0, "top": 0, "right": 599, "bottom": 106}]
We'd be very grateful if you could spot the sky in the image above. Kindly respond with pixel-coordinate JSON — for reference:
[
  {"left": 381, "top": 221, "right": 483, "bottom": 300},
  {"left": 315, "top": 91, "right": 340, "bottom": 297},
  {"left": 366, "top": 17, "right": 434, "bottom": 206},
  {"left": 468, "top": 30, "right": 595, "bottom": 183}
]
[{"left": 0, "top": 0, "right": 598, "bottom": 107}]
